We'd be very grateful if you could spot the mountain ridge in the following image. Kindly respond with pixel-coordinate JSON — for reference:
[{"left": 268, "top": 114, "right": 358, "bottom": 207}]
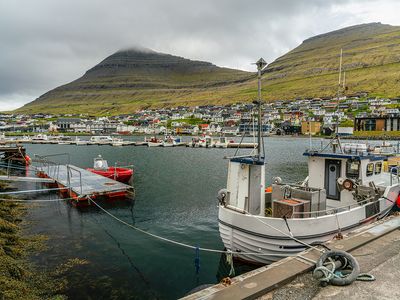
[{"left": 18, "top": 22, "right": 400, "bottom": 114}]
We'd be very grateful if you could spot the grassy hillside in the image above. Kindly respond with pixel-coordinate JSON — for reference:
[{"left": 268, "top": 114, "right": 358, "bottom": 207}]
[{"left": 17, "top": 23, "right": 400, "bottom": 114}]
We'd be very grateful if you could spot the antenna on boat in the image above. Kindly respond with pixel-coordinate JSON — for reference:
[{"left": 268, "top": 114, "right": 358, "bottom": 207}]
[
  {"left": 334, "top": 49, "right": 344, "bottom": 153},
  {"left": 336, "top": 48, "right": 343, "bottom": 134},
  {"left": 253, "top": 58, "right": 268, "bottom": 161}
]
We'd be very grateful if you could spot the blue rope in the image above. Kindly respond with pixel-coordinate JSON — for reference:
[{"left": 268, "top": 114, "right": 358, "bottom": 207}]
[{"left": 194, "top": 246, "right": 200, "bottom": 274}]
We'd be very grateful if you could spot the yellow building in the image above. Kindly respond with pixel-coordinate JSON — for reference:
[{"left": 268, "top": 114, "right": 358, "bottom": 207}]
[{"left": 301, "top": 121, "right": 321, "bottom": 135}]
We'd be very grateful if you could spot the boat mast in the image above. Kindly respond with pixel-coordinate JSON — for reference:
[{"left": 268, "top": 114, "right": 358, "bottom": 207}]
[
  {"left": 255, "top": 58, "right": 267, "bottom": 160},
  {"left": 336, "top": 49, "right": 343, "bottom": 134}
]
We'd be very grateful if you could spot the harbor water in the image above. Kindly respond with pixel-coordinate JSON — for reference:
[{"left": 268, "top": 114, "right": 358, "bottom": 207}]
[{"left": 11, "top": 137, "right": 351, "bottom": 299}]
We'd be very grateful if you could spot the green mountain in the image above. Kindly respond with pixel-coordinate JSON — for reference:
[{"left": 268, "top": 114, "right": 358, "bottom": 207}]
[
  {"left": 19, "top": 48, "right": 253, "bottom": 114},
  {"left": 261, "top": 22, "right": 400, "bottom": 99},
  {"left": 18, "top": 22, "right": 400, "bottom": 114}
]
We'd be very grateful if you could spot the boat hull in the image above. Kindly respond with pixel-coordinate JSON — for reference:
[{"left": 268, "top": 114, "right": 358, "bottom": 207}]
[
  {"left": 86, "top": 167, "right": 133, "bottom": 183},
  {"left": 218, "top": 196, "right": 396, "bottom": 265},
  {"left": 147, "top": 142, "right": 162, "bottom": 147}
]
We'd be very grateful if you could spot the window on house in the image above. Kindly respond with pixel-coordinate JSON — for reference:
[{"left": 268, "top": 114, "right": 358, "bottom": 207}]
[
  {"left": 366, "top": 163, "right": 374, "bottom": 177},
  {"left": 375, "top": 162, "right": 382, "bottom": 174}
]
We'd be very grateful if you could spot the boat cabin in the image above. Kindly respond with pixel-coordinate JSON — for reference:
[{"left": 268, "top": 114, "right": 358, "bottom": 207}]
[
  {"left": 93, "top": 155, "right": 109, "bottom": 170},
  {"left": 223, "top": 156, "right": 265, "bottom": 215},
  {"left": 221, "top": 142, "right": 390, "bottom": 219},
  {"left": 304, "top": 143, "right": 386, "bottom": 208}
]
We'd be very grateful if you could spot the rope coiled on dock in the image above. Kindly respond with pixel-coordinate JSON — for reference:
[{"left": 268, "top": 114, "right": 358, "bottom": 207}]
[{"left": 313, "top": 250, "right": 375, "bottom": 286}]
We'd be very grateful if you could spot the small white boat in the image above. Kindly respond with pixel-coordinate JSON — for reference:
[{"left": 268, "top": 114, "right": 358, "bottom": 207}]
[
  {"left": 162, "top": 135, "right": 178, "bottom": 147},
  {"left": 214, "top": 136, "right": 230, "bottom": 148},
  {"left": 89, "top": 136, "right": 113, "bottom": 145},
  {"left": 32, "top": 134, "right": 48, "bottom": 141},
  {"left": 112, "top": 138, "right": 124, "bottom": 147},
  {"left": 57, "top": 136, "right": 73, "bottom": 145},
  {"left": 187, "top": 137, "right": 200, "bottom": 147},
  {"left": 73, "top": 137, "right": 87, "bottom": 145},
  {"left": 198, "top": 135, "right": 214, "bottom": 148},
  {"left": 13, "top": 135, "right": 31, "bottom": 143},
  {"left": 372, "top": 141, "right": 398, "bottom": 157},
  {"left": 147, "top": 136, "right": 162, "bottom": 147}
]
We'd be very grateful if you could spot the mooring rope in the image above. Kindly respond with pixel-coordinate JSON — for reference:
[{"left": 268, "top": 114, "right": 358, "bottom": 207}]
[
  {"left": 243, "top": 210, "right": 324, "bottom": 253},
  {"left": 0, "top": 163, "right": 37, "bottom": 172},
  {"left": 0, "top": 185, "right": 324, "bottom": 258},
  {"left": 87, "top": 196, "right": 318, "bottom": 258}
]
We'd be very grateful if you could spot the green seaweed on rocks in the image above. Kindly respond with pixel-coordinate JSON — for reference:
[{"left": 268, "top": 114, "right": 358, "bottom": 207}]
[{"left": 0, "top": 178, "right": 74, "bottom": 299}]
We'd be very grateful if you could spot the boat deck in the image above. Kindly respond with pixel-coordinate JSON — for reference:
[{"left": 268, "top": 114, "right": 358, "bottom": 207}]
[{"left": 37, "top": 164, "right": 133, "bottom": 201}]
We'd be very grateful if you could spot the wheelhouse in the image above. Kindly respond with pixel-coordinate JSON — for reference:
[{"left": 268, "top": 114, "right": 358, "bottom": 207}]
[{"left": 304, "top": 145, "right": 386, "bottom": 208}]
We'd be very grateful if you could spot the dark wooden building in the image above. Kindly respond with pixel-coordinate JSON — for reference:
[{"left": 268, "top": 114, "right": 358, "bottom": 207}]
[{"left": 354, "top": 115, "right": 400, "bottom": 131}]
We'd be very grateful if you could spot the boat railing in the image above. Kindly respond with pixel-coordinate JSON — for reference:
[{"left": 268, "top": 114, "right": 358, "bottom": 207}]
[
  {"left": 291, "top": 197, "right": 385, "bottom": 218},
  {"left": 273, "top": 182, "right": 323, "bottom": 192}
]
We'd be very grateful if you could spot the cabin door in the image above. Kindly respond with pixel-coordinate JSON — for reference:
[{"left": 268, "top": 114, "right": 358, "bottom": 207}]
[{"left": 325, "top": 159, "right": 341, "bottom": 200}]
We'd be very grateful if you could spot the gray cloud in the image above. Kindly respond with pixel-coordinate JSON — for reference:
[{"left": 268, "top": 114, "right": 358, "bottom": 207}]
[{"left": 0, "top": 0, "right": 399, "bottom": 111}]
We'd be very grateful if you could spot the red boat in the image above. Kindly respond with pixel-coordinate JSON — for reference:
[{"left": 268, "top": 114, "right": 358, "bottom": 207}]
[{"left": 86, "top": 155, "right": 133, "bottom": 183}]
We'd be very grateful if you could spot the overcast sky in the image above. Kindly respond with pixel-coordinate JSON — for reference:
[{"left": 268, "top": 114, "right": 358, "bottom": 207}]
[{"left": 0, "top": 0, "right": 399, "bottom": 111}]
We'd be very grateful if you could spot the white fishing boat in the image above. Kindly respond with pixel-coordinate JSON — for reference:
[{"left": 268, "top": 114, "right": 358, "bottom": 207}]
[
  {"left": 372, "top": 141, "right": 398, "bottom": 157},
  {"left": 187, "top": 137, "right": 200, "bottom": 147},
  {"left": 147, "top": 136, "right": 162, "bottom": 147},
  {"left": 74, "top": 137, "right": 88, "bottom": 145},
  {"left": 162, "top": 136, "right": 176, "bottom": 147},
  {"left": 14, "top": 135, "right": 31, "bottom": 143},
  {"left": 89, "top": 135, "right": 113, "bottom": 145},
  {"left": 214, "top": 136, "right": 230, "bottom": 148},
  {"left": 57, "top": 136, "right": 73, "bottom": 144},
  {"left": 217, "top": 58, "right": 400, "bottom": 265},
  {"left": 112, "top": 138, "right": 124, "bottom": 147},
  {"left": 198, "top": 135, "right": 214, "bottom": 148},
  {"left": 32, "top": 134, "right": 48, "bottom": 142}
]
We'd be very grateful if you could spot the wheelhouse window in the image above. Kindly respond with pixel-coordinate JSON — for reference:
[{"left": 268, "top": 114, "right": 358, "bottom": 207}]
[
  {"left": 346, "top": 160, "right": 360, "bottom": 178},
  {"left": 366, "top": 163, "right": 374, "bottom": 177},
  {"left": 375, "top": 162, "right": 382, "bottom": 174}
]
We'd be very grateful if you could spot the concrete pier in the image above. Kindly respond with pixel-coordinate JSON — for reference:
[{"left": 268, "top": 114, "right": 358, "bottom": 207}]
[{"left": 262, "top": 223, "right": 400, "bottom": 300}]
